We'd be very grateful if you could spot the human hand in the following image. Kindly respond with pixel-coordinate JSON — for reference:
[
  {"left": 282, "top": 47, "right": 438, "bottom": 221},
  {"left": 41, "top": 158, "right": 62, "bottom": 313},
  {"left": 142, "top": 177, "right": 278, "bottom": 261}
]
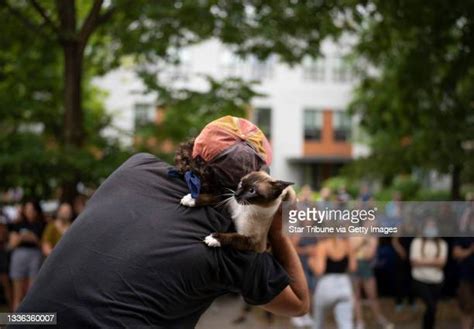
[
  {"left": 269, "top": 206, "right": 284, "bottom": 242},
  {"left": 398, "top": 249, "right": 407, "bottom": 260},
  {"left": 20, "top": 231, "right": 38, "bottom": 243},
  {"left": 8, "top": 233, "right": 20, "bottom": 249}
]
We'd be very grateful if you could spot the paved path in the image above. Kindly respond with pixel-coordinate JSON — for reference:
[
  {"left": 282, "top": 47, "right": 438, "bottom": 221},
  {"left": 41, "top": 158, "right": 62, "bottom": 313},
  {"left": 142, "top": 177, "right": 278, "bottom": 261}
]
[{"left": 197, "top": 295, "right": 462, "bottom": 329}]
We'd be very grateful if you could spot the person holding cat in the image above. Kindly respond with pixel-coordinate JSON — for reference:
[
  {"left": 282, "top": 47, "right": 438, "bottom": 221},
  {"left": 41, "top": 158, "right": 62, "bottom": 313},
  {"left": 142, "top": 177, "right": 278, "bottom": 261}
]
[{"left": 14, "top": 116, "right": 309, "bottom": 328}]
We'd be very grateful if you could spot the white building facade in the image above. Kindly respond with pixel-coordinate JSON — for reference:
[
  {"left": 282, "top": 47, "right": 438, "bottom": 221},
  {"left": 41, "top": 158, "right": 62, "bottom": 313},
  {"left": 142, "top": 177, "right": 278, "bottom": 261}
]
[{"left": 95, "top": 38, "right": 369, "bottom": 188}]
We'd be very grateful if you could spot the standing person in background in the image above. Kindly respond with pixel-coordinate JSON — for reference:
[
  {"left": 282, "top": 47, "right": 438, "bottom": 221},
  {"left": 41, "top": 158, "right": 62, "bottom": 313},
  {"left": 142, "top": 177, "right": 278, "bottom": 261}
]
[
  {"left": 392, "top": 233, "right": 415, "bottom": 312},
  {"left": 385, "top": 192, "right": 402, "bottom": 219},
  {"left": 351, "top": 232, "right": 394, "bottom": 329},
  {"left": 8, "top": 200, "right": 45, "bottom": 311},
  {"left": 317, "top": 187, "right": 332, "bottom": 209},
  {"left": 385, "top": 192, "right": 403, "bottom": 229},
  {"left": 337, "top": 185, "right": 351, "bottom": 203},
  {"left": 0, "top": 217, "right": 12, "bottom": 310},
  {"left": 291, "top": 185, "right": 318, "bottom": 328},
  {"left": 392, "top": 235, "right": 415, "bottom": 311},
  {"left": 459, "top": 192, "right": 473, "bottom": 233},
  {"left": 358, "top": 184, "right": 372, "bottom": 203},
  {"left": 310, "top": 237, "right": 356, "bottom": 329},
  {"left": 388, "top": 192, "right": 415, "bottom": 312},
  {"left": 453, "top": 237, "right": 474, "bottom": 329},
  {"left": 453, "top": 196, "right": 474, "bottom": 329},
  {"left": 72, "top": 194, "right": 87, "bottom": 220},
  {"left": 41, "top": 203, "right": 73, "bottom": 256},
  {"left": 410, "top": 220, "right": 448, "bottom": 329}
]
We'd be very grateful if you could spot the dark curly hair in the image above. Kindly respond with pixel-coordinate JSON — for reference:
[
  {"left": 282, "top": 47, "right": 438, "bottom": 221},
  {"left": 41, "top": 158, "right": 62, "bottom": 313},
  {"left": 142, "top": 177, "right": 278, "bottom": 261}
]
[
  {"left": 174, "top": 138, "right": 267, "bottom": 197},
  {"left": 174, "top": 138, "right": 216, "bottom": 194}
]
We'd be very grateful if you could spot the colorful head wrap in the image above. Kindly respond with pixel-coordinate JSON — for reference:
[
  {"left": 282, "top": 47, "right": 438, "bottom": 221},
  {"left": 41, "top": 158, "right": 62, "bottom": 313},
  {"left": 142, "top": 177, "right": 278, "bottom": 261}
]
[{"left": 192, "top": 115, "right": 272, "bottom": 165}]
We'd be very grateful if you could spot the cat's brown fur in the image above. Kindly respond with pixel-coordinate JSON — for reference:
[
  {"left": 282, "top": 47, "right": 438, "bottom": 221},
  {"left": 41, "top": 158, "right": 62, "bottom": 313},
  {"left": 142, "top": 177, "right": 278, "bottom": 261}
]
[
  {"left": 181, "top": 171, "right": 296, "bottom": 252},
  {"left": 175, "top": 139, "right": 296, "bottom": 253}
]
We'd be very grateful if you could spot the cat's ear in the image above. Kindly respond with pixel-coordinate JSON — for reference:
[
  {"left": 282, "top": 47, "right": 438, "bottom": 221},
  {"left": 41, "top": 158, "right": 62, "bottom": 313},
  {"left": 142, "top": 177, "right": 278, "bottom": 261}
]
[{"left": 272, "top": 180, "right": 294, "bottom": 191}]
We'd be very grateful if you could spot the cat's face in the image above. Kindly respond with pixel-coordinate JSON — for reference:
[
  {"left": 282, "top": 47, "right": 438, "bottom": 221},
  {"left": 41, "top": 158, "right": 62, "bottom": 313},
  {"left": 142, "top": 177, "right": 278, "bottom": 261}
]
[{"left": 234, "top": 171, "right": 293, "bottom": 206}]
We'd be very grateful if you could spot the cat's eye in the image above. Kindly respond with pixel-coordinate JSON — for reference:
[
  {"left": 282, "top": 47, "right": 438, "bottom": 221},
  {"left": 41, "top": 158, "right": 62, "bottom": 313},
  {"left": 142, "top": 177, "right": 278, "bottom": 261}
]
[{"left": 249, "top": 187, "right": 256, "bottom": 194}]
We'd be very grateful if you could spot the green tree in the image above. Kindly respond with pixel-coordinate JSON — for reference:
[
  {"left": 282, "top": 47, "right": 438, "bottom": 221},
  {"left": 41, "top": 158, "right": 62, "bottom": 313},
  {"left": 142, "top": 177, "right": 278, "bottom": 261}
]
[
  {"left": 348, "top": 0, "right": 474, "bottom": 199},
  {"left": 134, "top": 76, "right": 261, "bottom": 159},
  {"left": 1, "top": 0, "right": 345, "bottom": 201}
]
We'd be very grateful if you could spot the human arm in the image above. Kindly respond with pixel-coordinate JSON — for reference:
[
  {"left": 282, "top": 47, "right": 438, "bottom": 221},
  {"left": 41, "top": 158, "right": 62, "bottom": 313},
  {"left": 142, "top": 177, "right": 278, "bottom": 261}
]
[
  {"left": 41, "top": 223, "right": 54, "bottom": 256},
  {"left": 8, "top": 231, "right": 20, "bottom": 249},
  {"left": 347, "top": 239, "right": 357, "bottom": 273},
  {"left": 42, "top": 242, "right": 53, "bottom": 256},
  {"left": 350, "top": 236, "right": 377, "bottom": 260},
  {"left": 366, "top": 237, "right": 378, "bottom": 260},
  {"left": 392, "top": 237, "right": 407, "bottom": 259},
  {"left": 261, "top": 207, "right": 310, "bottom": 317},
  {"left": 309, "top": 241, "right": 326, "bottom": 276},
  {"left": 410, "top": 239, "right": 447, "bottom": 268},
  {"left": 19, "top": 230, "right": 40, "bottom": 244},
  {"left": 453, "top": 241, "right": 474, "bottom": 260}
]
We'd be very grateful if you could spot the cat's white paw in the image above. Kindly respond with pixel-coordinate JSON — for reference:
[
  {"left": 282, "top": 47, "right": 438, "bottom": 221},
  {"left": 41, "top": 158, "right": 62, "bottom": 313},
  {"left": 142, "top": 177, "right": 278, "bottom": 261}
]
[
  {"left": 180, "top": 194, "right": 196, "bottom": 207},
  {"left": 203, "top": 234, "right": 221, "bottom": 247}
]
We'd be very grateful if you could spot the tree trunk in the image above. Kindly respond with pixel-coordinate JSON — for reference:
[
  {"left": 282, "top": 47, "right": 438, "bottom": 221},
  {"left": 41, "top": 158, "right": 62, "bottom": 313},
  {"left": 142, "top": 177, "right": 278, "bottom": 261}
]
[
  {"left": 63, "top": 41, "right": 83, "bottom": 147},
  {"left": 381, "top": 174, "right": 394, "bottom": 188},
  {"left": 450, "top": 164, "right": 462, "bottom": 200},
  {"left": 61, "top": 41, "right": 84, "bottom": 203}
]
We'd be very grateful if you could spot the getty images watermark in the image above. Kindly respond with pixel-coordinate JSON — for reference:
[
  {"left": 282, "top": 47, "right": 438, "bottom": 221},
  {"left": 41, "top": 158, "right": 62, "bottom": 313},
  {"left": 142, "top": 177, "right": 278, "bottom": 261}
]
[{"left": 282, "top": 201, "right": 474, "bottom": 237}]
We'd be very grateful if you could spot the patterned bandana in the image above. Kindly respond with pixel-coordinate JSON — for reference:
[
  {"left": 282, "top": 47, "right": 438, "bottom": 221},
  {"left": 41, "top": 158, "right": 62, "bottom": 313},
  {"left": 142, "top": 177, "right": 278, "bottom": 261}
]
[{"left": 192, "top": 115, "right": 272, "bottom": 165}]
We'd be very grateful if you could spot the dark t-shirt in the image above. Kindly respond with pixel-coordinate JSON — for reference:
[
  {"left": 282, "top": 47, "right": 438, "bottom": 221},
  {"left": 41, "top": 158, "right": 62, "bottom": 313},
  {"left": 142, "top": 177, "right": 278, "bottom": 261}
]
[
  {"left": 10, "top": 220, "right": 44, "bottom": 249},
  {"left": 453, "top": 237, "right": 474, "bottom": 282},
  {"left": 16, "top": 154, "right": 289, "bottom": 328},
  {"left": 393, "top": 237, "right": 413, "bottom": 262}
]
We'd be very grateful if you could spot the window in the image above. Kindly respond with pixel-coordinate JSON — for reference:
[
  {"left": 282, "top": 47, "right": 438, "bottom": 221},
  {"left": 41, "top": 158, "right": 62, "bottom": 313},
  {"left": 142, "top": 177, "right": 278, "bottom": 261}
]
[
  {"left": 18, "top": 123, "right": 44, "bottom": 134},
  {"left": 333, "top": 111, "right": 351, "bottom": 141},
  {"left": 303, "top": 109, "right": 323, "bottom": 140},
  {"left": 249, "top": 56, "right": 274, "bottom": 80},
  {"left": 255, "top": 107, "right": 272, "bottom": 139},
  {"left": 220, "top": 51, "right": 243, "bottom": 77},
  {"left": 302, "top": 57, "right": 326, "bottom": 81},
  {"left": 134, "top": 103, "right": 154, "bottom": 131},
  {"left": 164, "top": 49, "right": 192, "bottom": 81},
  {"left": 332, "top": 57, "right": 353, "bottom": 83}
]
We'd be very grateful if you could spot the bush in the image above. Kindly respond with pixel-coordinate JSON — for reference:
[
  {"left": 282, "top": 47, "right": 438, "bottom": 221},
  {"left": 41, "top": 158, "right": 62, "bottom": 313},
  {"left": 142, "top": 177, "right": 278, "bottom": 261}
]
[
  {"left": 374, "top": 188, "right": 394, "bottom": 201},
  {"left": 415, "top": 189, "right": 451, "bottom": 201},
  {"left": 392, "top": 176, "right": 420, "bottom": 200},
  {"left": 373, "top": 175, "right": 421, "bottom": 201},
  {"left": 322, "top": 176, "right": 358, "bottom": 198}
]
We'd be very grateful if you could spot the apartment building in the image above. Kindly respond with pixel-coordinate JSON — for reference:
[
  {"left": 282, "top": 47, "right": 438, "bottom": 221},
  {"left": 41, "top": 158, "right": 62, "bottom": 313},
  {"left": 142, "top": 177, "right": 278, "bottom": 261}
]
[{"left": 95, "top": 38, "right": 368, "bottom": 189}]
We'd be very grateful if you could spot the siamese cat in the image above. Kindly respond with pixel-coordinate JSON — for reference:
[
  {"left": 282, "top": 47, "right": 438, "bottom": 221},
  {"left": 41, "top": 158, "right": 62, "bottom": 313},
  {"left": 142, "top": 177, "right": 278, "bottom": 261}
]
[{"left": 180, "top": 170, "right": 296, "bottom": 252}]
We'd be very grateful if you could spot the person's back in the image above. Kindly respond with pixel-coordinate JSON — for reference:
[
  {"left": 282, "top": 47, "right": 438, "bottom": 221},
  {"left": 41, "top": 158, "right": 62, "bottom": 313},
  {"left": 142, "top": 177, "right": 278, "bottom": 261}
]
[
  {"left": 16, "top": 154, "right": 291, "bottom": 328},
  {"left": 310, "top": 238, "right": 356, "bottom": 329}
]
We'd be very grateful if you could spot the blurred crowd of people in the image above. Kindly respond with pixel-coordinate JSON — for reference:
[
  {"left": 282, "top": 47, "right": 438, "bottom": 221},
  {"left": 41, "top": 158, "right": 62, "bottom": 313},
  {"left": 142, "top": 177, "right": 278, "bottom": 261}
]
[
  {"left": 0, "top": 187, "right": 473, "bottom": 329},
  {"left": 0, "top": 195, "right": 87, "bottom": 311},
  {"left": 288, "top": 186, "right": 474, "bottom": 329}
]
